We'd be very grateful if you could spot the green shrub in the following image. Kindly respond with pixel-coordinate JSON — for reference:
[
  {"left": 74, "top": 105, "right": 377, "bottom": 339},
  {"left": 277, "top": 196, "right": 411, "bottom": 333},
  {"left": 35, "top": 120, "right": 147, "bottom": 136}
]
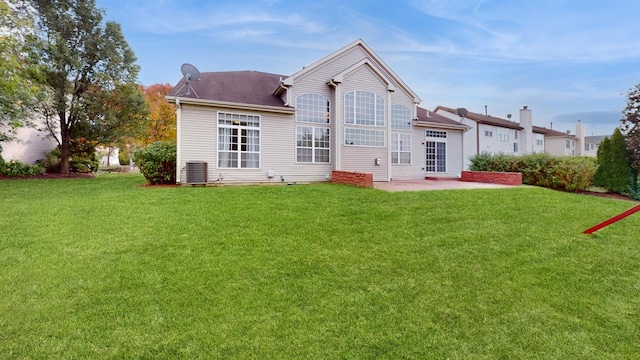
[
  {"left": 133, "top": 140, "right": 176, "bottom": 185},
  {"left": 468, "top": 153, "right": 596, "bottom": 192},
  {"left": 44, "top": 141, "right": 99, "bottom": 174},
  {"left": 118, "top": 151, "right": 130, "bottom": 166},
  {"left": 0, "top": 160, "right": 45, "bottom": 177}
]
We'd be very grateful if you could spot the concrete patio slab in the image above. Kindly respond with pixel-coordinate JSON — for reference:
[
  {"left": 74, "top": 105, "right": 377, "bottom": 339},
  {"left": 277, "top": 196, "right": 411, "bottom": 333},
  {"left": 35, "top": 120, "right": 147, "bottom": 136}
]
[{"left": 373, "top": 180, "right": 518, "bottom": 192}]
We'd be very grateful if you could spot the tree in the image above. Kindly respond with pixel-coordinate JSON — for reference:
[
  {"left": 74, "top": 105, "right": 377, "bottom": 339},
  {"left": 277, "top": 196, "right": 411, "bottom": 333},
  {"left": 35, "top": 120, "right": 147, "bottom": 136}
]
[
  {"left": 607, "top": 128, "right": 632, "bottom": 193},
  {"left": 29, "top": 0, "right": 141, "bottom": 173},
  {"left": 592, "top": 136, "right": 610, "bottom": 188},
  {"left": 593, "top": 128, "right": 632, "bottom": 193},
  {"left": 140, "top": 83, "right": 176, "bottom": 146},
  {"left": 621, "top": 83, "right": 640, "bottom": 170},
  {"left": 0, "top": 0, "right": 44, "bottom": 143}
]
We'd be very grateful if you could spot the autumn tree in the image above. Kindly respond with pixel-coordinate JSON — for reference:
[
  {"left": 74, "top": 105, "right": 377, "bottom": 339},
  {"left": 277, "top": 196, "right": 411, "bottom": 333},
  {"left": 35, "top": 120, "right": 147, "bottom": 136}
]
[
  {"left": 621, "top": 83, "right": 640, "bottom": 170},
  {"left": 29, "top": 0, "right": 142, "bottom": 173},
  {"left": 140, "top": 83, "right": 176, "bottom": 145}
]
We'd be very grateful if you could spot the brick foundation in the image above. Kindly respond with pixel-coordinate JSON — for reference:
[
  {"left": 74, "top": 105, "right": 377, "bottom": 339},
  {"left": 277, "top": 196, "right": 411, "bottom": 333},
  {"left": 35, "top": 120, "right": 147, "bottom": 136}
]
[
  {"left": 461, "top": 171, "right": 522, "bottom": 186},
  {"left": 331, "top": 170, "right": 374, "bottom": 188}
]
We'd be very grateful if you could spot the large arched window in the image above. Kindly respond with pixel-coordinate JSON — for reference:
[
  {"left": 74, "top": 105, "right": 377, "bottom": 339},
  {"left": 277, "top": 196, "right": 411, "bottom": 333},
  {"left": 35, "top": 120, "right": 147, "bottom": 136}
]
[
  {"left": 344, "top": 91, "right": 384, "bottom": 127},
  {"left": 296, "top": 93, "right": 329, "bottom": 124},
  {"left": 391, "top": 104, "right": 411, "bottom": 130}
]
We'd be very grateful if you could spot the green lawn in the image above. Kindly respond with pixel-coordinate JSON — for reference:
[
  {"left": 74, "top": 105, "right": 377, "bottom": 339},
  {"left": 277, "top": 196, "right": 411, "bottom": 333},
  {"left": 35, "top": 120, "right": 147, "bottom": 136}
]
[{"left": 1, "top": 174, "right": 639, "bottom": 359}]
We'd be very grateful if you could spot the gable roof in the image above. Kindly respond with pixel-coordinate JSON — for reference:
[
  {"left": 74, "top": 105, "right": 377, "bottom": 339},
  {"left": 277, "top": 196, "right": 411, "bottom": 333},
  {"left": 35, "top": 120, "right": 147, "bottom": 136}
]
[
  {"left": 435, "top": 106, "right": 523, "bottom": 130},
  {"left": 167, "top": 71, "right": 289, "bottom": 109},
  {"left": 281, "top": 39, "right": 421, "bottom": 103},
  {"left": 414, "top": 107, "right": 468, "bottom": 130},
  {"left": 539, "top": 127, "right": 576, "bottom": 139}
]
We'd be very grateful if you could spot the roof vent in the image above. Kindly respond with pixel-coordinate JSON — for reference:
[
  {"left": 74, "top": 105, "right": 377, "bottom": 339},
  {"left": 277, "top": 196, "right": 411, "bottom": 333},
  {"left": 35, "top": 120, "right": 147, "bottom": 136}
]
[{"left": 186, "top": 161, "right": 208, "bottom": 184}]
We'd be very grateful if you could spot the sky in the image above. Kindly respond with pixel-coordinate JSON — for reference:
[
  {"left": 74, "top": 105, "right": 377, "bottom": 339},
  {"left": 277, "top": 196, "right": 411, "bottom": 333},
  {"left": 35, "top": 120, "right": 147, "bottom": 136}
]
[{"left": 95, "top": 0, "right": 640, "bottom": 137}]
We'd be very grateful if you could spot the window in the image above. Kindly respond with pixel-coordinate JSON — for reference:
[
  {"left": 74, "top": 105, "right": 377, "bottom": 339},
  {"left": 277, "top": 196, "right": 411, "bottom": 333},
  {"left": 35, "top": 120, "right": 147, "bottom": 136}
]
[
  {"left": 296, "top": 126, "right": 330, "bottom": 163},
  {"left": 391, "top": 104, "right": 411, "bottom": 130},
  {"left": 515, "top": 130, "right": 518, "bottom": 140},
  {"left": 218, "top": 112, "right": 260, "bottom": 168},
  {"left": 425, "top": 130, "right": 447, "bottom": 138},
  {"left": 345, "top": 128, "right": 385, "bottom": 147},
  {"left": 484, "top": 126, "right": 494, "bottom": 137},
  {"left": 345, "top": 91, "right": 385, "bottom": 127},
  {"left": 585, "top": 143, "right": 590, "bottom": 151},
  {"left": 565, "top": 139, "right": 571, "bottom": 149},
  {"left": 497, "top": 127, "right": 509, "bottom": 142},
  {"left": 514, "top": 143, "right": 519, "bottom": 153},
  {"left": 392, "top": 133, "right": 411, "bottom": 164},
  {"left": 296, "top": 94, "right": 329, "bottom": 124},
  {"left": 536, "top": 133, "right": 544, "bottom": 146}
]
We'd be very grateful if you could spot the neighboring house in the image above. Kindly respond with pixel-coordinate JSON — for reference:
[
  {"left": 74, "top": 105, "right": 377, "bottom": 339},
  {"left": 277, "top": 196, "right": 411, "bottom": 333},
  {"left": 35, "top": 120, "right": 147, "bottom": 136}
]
[
  {"left": 166, "top": 39, "right": 468, "bottom": 184},
  {"left": 435, "top": 106, "right": 546, "bottom": 169},
  {"left": 0, "top": 124, "right": 57, "bottom": 164}
]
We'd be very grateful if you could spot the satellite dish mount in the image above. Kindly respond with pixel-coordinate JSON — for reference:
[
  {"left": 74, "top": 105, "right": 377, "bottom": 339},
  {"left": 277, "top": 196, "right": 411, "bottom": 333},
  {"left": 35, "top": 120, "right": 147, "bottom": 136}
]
[
  {"left": 456, "top": 108, "right": 468, "bottom": 124},
  {"left": 177, "top": 63, "right": 201, "bottom": 97}
]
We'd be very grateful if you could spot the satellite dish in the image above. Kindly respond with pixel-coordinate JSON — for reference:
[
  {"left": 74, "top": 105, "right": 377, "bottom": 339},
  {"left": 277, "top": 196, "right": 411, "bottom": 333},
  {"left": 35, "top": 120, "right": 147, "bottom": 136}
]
[
  {"left": 179, "top": 63, "right": 201, "bottom": 97},
  {"left": 181, "top": 63, "right": 201, "bottom": 81},
  {"left": 455, "top": 108, "right": 468, "bottom": 124},
  {"left": 507, "top": 114, "right": 512, "bottom": 120}
]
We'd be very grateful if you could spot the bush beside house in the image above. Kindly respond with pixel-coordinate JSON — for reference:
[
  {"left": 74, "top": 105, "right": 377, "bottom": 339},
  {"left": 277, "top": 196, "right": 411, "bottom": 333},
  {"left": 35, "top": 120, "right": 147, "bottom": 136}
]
[
  {"left": 469, "top": 153, "right": 596, "bottom": 192},
  {"left": 133, "top": 140, "right": 176, "bottom": 185}
]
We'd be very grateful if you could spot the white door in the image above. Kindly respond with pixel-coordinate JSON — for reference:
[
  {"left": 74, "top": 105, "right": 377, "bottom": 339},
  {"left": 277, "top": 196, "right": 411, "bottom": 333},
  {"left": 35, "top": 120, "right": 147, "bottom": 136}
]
[{"left": 425, "top": 141, "right": 446, "bottom": 172}]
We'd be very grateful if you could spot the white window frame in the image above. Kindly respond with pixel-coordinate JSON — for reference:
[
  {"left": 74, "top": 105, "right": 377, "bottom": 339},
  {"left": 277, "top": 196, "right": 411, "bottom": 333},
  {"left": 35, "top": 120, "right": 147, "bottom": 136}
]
[
  {"left": 344, "top": 127, "right": 385, "bottom": 147},
  {"left": 536, "top": 134, "right": 544, "bottom": 146},
  {"left": 296, "top": 93, "right": 330, "bottom": 124},
  {"left": 217, "top": 112, "right": 260, "bottom": 169},
  {"left": 296, "top": 126, "right": 330, "bottom": 164},
  {"left": 344, "top": 90, "right": 385, "bottom": 127},
  {"left": 391, "top": 132, "right": 411, "bottom": 165},
  {"left": 497, "top": 127, "right": 509, "bottom": 142},
  {"left": 391, "top": 104, "right": 411, "bottom": 130}
]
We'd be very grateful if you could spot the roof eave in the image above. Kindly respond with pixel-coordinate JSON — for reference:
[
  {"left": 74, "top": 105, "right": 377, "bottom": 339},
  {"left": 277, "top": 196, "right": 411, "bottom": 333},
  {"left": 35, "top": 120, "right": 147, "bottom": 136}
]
[
  {"left": 166, "top": 96, "right": 295, "bottom": 115},
  {"left": 413, "top": 121, "right": 470, "bottom": 132}
]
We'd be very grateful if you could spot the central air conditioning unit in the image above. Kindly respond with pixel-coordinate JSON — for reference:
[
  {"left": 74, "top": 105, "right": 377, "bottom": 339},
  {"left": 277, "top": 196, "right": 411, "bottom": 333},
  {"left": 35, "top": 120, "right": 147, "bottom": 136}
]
[{"left": 185, "top": 161, "right": 208, "bottom": 184}]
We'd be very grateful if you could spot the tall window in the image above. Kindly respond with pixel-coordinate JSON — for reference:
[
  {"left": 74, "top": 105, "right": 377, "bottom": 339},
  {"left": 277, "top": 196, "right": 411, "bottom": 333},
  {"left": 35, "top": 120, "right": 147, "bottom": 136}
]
[
  {"left": 392, "top": 133, "right": 411, "bottom": 164},
  {"left": 218, "top": 112, "right": 260, "bottom": 168},
  {"left": 296, "top": 94, "right": 329, "bottom": 123},
  {"left": 345, "top": 91, "right": 385, "bottom": 127},
  {"left": 296, "top": 126, "right": 330, "bottom": 163},
  {"left": 536, "top": 133, "right": 544, "bottom": 146},
  {"left": 391, "top": 104, "right": 411, "bottom": 130}
]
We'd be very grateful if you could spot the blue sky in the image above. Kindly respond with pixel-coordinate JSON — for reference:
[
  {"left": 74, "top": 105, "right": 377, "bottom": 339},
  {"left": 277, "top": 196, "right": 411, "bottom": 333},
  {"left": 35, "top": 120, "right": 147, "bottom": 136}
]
[{"left": 96, "top": 0, "right": 640, "bottom": 136}]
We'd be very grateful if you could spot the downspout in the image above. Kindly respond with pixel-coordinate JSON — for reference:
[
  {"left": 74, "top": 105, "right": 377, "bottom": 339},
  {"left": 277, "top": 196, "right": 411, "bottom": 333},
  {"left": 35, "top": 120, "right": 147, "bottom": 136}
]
[
  {"left": 328, "top": 79, "right": 342, "bottom": 171},
  {"left": 175, "top": 97, "right": 182, "bottom": 183},
  {"left": 386, "top": 90, "right": 393, "bottom": 182}
]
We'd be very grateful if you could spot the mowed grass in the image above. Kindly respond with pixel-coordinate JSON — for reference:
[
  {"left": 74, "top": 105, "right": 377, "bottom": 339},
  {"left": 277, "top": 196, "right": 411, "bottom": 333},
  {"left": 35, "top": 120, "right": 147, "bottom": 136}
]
[{"left": 1, "top": 174, "right": 639, "bottom": 359}]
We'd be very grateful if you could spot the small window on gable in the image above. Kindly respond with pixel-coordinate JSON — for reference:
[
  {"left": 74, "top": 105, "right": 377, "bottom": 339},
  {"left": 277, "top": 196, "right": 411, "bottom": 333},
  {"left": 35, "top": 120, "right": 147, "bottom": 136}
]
[
  {"left": 296, "top": 94, "right": 330, "bottom": 124},
  {"left": 391, "top": 104, "right": 411, "bottom": 130}
]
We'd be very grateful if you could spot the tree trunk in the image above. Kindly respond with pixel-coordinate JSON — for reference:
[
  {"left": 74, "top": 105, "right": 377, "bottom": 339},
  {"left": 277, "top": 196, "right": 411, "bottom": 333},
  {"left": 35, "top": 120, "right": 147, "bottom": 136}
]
[{"left": 59, "top": 120, "right": 71, "bottom": 174}]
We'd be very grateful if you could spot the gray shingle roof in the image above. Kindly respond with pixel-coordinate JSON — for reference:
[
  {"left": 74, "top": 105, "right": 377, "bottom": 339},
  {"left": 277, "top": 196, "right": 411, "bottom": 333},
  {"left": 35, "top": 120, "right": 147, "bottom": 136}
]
[
  {"left": 168, "top": 71, "right": 288, "bottom": 108},
  {"left": 435, "top": 106, "right": 523, "bottom": 130},
  {"left": 416, "top": 107, "right": 461, "bottom": 126}
]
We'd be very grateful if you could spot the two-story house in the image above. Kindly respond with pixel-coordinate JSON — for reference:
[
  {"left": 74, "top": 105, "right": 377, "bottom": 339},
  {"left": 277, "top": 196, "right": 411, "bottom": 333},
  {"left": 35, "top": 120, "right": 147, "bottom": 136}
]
[{"left": 166, "top": 39, "right": 469, "bottom": 184}]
